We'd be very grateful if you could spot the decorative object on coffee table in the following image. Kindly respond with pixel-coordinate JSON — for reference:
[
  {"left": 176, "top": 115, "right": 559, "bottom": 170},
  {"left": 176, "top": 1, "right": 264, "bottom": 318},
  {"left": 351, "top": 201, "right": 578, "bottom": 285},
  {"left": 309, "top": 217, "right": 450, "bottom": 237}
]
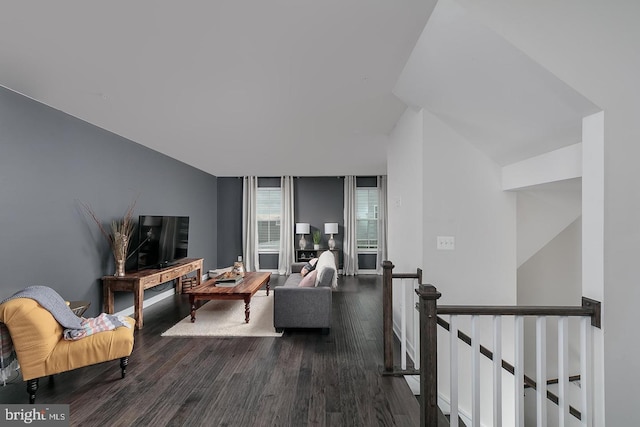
[
  {"left": 296, "top": 223, "right": 310, "bottom": 250},
  {"left": 233, "top": 256, "right": 246, "bottom": 277},
  {"left": 324, "top": 222, "right": 338, "bottom": 250},
  {"left": 81, "top": 199, "right": 136, "bottom": 277}
]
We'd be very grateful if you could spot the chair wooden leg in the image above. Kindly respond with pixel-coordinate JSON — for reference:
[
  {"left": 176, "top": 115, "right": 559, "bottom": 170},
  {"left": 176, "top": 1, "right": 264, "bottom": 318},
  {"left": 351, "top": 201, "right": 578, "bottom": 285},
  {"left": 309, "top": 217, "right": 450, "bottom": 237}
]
[
  {"left": 120, "top": 357, "right": 128, "bottom": 379},
  {"left": 27, "top": 378, "right": 38, "bottom": 404}
]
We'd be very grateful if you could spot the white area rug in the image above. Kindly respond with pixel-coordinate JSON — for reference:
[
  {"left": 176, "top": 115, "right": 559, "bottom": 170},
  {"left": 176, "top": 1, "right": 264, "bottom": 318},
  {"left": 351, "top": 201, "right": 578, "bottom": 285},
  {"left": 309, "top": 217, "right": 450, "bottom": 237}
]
[{"left": 161, "top": 290, "right": 282, "bottom": 337}]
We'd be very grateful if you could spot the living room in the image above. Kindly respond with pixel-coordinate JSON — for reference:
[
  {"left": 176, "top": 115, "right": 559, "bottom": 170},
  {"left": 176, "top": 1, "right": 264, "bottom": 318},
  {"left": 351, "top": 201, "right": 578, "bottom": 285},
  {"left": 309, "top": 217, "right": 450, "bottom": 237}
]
[{"left": 1, "top": 1, "right": 640, "bottom": 425}]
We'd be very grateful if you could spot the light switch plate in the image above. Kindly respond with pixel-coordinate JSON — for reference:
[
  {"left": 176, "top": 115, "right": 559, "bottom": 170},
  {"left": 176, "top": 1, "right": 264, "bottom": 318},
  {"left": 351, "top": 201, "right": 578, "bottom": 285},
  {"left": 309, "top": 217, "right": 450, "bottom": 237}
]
[{"left": 437, "top": 236, "right": 455, "bottom": 250}]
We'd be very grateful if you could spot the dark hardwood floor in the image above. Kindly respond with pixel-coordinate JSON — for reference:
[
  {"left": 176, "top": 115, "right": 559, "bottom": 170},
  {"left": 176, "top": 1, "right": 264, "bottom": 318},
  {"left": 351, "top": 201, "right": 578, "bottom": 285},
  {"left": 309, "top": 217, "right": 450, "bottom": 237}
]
[{"left": 0, "top": 274, "right": 420, "bottom": 426}]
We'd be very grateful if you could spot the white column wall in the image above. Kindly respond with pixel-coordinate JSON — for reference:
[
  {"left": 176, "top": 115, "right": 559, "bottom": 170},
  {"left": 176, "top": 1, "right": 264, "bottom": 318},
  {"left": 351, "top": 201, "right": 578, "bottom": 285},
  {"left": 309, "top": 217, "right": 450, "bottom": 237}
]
[
  {"left": 387, "top": 106, "right": 424, "bottom": 361},
  {"left": 421, "top": 109, "right": 517, "bottom": 305},
  {"left": 422, "top": 109, "right": 517, "bottom": 425},
  {"left": 446, "top": 1, "right": 640, "bottom": 423}
]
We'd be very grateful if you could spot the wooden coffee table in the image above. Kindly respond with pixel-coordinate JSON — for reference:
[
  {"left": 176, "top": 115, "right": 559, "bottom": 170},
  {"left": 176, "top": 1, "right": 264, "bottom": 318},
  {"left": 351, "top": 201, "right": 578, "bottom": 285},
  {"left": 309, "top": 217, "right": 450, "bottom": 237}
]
[{"left": 184, "top": 272, "right": 271, "bottom": 324}]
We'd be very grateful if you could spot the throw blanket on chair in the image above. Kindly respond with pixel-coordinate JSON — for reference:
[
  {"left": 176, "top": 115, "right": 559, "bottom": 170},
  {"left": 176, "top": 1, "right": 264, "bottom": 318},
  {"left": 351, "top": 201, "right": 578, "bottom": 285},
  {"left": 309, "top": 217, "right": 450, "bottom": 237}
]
[
  {"left": 1, "top": 285, "right": 131, "bottom": 342},
  {"left": 69, "top": 313, "right": 131, "bottom": 341},
  {"left": 1, "top": 285, "right": 83, "bottom": 333},
  {"left": 0, "top": 323, "right": 18, "bottom": 386}
]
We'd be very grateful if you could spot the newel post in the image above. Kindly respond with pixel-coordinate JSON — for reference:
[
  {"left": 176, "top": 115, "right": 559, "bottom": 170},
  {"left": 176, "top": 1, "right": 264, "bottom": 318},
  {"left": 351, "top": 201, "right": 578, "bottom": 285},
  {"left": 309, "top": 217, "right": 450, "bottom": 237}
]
[
  {"left": 416, "top": 284, "right": 441, "bottom": 427},
  {"left": 382, "top": 260, "right": 394, "bottom": 373}
]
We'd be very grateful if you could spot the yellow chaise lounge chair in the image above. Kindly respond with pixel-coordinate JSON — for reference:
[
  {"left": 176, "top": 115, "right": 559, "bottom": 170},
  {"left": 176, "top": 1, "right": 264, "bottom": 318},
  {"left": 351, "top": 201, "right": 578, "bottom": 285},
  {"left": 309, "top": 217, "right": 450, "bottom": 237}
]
[{"left": 0, "top": 288, "right": 134, "bottom": 404}]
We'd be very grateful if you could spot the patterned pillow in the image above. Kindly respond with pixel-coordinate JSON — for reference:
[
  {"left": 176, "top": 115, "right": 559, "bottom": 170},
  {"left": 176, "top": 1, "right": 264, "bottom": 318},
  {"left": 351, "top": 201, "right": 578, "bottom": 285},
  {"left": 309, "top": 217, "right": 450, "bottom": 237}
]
[
  {"left": 300, "top": 258, "right": 318, "bottom": 277},
  {"left": 298, "top": 269, "right": 318, "bottom": 287}
]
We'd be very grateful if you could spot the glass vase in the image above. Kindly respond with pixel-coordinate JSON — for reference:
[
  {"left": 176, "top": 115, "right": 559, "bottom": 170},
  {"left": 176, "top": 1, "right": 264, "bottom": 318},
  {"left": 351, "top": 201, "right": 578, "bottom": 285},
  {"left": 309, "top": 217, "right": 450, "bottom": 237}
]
[{"left": 114, "top": 259, "right": 126, "bottom": 277}]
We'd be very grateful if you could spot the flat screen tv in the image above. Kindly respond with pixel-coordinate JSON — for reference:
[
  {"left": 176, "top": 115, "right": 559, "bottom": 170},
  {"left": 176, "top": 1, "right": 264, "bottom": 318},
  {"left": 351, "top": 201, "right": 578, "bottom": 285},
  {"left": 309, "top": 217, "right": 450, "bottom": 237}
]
[{"left": 137, "top": 215, "right": 189, "bottom": 269}]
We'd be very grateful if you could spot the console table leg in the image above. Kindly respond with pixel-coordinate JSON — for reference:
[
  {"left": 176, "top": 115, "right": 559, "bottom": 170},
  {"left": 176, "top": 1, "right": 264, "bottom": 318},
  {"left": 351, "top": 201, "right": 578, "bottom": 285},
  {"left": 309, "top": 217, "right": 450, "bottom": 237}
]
[
  {"left": 266, "top": 276, "right": 270, "bottom": 296},
  {"left": 103, "top": 284, "right": 114, "bottom": 314},
  {"left": 244, "top": 297, "right": 251, "bottom": 323},
  {"left": 134, "top": 284, "right": 144, "bottom": 329},
  {"left": 190, "top": 295, "right": 197, "bottom": 322}
]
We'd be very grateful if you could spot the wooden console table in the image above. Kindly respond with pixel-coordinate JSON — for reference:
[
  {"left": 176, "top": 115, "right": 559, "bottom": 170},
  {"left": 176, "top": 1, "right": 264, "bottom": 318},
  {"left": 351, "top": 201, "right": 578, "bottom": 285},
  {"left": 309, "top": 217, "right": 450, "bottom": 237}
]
[
  {"left": 102, "top": 257, "right": 203, "bottom": 329},
  {"left": 295, "top": 249, "right": 340, "bottom": 269}
]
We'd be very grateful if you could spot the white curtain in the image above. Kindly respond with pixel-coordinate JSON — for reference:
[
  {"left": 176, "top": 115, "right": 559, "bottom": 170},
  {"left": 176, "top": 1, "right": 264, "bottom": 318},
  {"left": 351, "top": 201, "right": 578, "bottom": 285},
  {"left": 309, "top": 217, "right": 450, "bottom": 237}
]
[
  {"left": 278, "top": 176, "right": 294, "bottom": 275},
  {"left": 343, "top": 175, "right": 359, "bottom": 276},
  {"left": 376, "top": 175, "right": 388, "bottom": 275},
  {"left": 242, "top": 176, "right": 259, "bottom": 272}
]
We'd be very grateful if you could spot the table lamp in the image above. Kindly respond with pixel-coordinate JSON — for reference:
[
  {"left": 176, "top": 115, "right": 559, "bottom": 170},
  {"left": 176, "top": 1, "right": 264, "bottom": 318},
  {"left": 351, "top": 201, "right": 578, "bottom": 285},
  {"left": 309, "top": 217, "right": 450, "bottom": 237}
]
[
  {"left": 296, "top": 223, "right": 310, "bottom": 250},
  {"left": 324, "top": 223, "right": 338, "bottom": 250}
]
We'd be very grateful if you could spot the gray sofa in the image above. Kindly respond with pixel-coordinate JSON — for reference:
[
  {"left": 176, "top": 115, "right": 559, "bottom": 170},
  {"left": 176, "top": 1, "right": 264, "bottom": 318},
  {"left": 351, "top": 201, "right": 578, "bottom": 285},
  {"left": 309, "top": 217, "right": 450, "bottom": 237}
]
[{"left": 273, "top": 262, "right": 333, "bottom": 334}]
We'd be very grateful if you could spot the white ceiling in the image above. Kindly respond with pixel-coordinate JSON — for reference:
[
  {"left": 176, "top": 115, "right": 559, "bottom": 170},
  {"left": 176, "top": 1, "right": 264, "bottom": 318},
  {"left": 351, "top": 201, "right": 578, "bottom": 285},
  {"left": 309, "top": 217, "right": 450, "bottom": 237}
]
[
  {"left": 0, "top": 1, "right": 436, "bottom": 177},
  {"left": 394, "top": 0, "right": 600, "bottom": 166},
  {"left": 0, "top": 0, "right": 600, "bottom": 177}
]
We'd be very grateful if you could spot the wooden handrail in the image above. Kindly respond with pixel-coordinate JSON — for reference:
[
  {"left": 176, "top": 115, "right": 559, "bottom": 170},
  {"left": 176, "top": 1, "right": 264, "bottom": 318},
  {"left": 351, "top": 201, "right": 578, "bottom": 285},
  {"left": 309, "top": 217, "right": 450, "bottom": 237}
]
[
  {"left": 438, "top": 305, "right": 593, "bottom": 317},
  {"left": 437, "top": 298, "right": 601, "bottom": 328}
]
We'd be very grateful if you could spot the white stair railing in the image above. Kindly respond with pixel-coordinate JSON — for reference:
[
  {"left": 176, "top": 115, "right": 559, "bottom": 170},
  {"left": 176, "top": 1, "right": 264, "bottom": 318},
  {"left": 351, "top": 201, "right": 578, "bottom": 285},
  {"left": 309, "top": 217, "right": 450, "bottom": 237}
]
[
  {"left": 382, "top": 261, "right": 601, "bottom": 427},
  {"left": 432, "top": 303, "right": 600, "bottom": 427}
]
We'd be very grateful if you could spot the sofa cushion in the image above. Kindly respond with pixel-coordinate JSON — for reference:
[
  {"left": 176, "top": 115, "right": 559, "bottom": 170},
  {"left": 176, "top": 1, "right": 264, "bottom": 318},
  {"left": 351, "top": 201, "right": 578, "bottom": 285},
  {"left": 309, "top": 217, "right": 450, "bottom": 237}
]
[
  {"left": 284, "top": 274, "right": 303, "bottom": 287},
  {"left": 298, "top": 270, "right": 318, "bottom": 287}
]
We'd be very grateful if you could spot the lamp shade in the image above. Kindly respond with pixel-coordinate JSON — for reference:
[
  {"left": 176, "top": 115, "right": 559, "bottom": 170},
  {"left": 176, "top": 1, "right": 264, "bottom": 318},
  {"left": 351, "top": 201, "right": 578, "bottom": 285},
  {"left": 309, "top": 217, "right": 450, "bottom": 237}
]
[
  {"left": 324, "top": 223, "right": 338, "bottom": 235},
  {"left": 295, "top": 223, "right": 310, "bottom": 234}
]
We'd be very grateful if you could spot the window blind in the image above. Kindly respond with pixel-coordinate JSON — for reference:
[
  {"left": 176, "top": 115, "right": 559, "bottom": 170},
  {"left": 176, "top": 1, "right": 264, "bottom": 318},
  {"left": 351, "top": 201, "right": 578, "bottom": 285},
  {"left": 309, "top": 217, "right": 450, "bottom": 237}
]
[
  {"left": 257, "top": 187, "right": 281, "bottom": 251},
  {"left": 356, "top": 187, "right": 378, "bottom": 249}
]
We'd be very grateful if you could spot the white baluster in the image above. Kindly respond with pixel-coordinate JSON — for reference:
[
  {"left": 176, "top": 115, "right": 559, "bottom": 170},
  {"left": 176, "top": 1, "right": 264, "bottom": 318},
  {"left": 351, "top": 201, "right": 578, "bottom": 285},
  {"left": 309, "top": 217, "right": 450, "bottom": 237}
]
[
  {"left": 536, "top": 316, "right": 547, "bottom": 427},
  {"left": 450, "top": 315, "right": 459, "bottom": 427},
  {"left": 515, "top": 316, "right": 525, "bottom": 427},
  {"left": 472, "top": 315, "right": 480, "bottom": 427},
  {"left": 413, "top": 279, "right": 420, "bottom": 370},
  {"left": 401, "top": 279, "right": 406, "bottom": 370},
  {"left": 558, "top": 316, "right": 569, "bottom": 426},
  {"left": 580, "top": 317, "right": 593, "bottom": 427},
  {"left": 493, "top": 315, "right": 502, "bottom": 427}
]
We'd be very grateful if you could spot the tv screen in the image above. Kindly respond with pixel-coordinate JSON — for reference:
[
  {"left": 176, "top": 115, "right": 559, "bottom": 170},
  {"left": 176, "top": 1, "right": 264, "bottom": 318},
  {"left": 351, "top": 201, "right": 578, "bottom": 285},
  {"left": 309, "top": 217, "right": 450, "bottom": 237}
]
[{"left": 137, "top": 216, "right": 189, "bottom": 269}]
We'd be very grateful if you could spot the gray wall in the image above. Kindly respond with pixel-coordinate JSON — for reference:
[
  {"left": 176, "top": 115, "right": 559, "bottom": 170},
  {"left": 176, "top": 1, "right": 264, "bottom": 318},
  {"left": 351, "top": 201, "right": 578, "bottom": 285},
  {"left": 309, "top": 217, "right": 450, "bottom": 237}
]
[
  {"left": 295, "top": 177, "right": 344, "bottom": 268},
  {"left": 217, "top": 177, "right": 243, "bottom": 267},
  {"left": 215, "top": 176, "right": 348, "bottom": 270},
  {"left": 0, "top": 87, "right": 218, "bottom": 315}
]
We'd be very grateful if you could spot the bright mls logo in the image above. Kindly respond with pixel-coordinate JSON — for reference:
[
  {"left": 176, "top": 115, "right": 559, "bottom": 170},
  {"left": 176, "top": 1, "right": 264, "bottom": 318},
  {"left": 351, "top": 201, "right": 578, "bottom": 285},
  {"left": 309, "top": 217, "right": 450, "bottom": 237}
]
[{"left": 1, "top": 405, "right": 69, "bottom": 426}]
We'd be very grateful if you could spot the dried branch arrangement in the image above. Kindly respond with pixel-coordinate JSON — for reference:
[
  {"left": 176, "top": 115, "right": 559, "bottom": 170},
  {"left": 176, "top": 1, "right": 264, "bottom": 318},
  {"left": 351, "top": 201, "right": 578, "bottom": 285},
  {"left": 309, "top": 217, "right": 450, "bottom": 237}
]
[{"left": 81, "top": 200, "right": 137, "bottom": 262}]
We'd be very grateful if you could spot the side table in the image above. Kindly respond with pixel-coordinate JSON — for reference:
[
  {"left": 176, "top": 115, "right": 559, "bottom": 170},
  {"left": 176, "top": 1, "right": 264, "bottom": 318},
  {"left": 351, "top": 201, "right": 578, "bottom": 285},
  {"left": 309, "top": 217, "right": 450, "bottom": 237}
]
[{"left": 68, "top": 300, "right": 91, "bottom": 317}]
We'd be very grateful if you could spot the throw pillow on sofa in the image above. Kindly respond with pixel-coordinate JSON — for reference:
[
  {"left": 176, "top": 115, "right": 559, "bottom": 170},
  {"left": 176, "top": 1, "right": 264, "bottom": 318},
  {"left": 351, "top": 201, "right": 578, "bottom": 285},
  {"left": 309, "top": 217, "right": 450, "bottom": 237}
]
[
  {"left": 300, "top": 258, "right": 318, "bottom": 277},
  {"left": 298, "top": 269, "right": 318, "bottom": 287}
]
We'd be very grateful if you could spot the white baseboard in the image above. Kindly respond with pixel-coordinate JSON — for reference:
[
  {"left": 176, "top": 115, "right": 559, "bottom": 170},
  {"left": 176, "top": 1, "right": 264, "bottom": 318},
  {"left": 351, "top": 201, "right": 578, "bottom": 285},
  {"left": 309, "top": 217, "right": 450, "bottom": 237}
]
[
  {"left": 404, "top": 376, "right": 475, "bottom": 427},
  {"left": 392, "top": 319, "right": 418, "bottom": 365},
  {"left": 113, "top": 288, "right": 176, "bottom": 317},
  {"left": 113, "top": 273, "right": 207, "bottom": 317},
  {"left": 357, "top": 269, "right": 379, "bottom": 275}
]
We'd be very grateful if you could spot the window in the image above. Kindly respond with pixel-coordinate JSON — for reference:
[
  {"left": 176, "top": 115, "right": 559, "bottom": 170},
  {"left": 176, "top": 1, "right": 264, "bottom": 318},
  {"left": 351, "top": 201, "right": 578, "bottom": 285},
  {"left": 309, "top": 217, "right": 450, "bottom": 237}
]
[
  {"left": 356, "top": 187, "right": 378, "bottom": 250},
  {"left": 257, "top": 187, "right": 281, "bottom": 252}
]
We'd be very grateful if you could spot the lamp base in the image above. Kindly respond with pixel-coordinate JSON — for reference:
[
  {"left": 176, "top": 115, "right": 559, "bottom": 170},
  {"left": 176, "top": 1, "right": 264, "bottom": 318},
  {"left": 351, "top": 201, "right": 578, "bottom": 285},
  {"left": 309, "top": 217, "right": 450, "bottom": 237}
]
[
  {"left": 328, "top": 235, "right": 335, "bottom": 250},
  {"left": 299, "top": 236, "right": 307, "bottom": 250}
]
